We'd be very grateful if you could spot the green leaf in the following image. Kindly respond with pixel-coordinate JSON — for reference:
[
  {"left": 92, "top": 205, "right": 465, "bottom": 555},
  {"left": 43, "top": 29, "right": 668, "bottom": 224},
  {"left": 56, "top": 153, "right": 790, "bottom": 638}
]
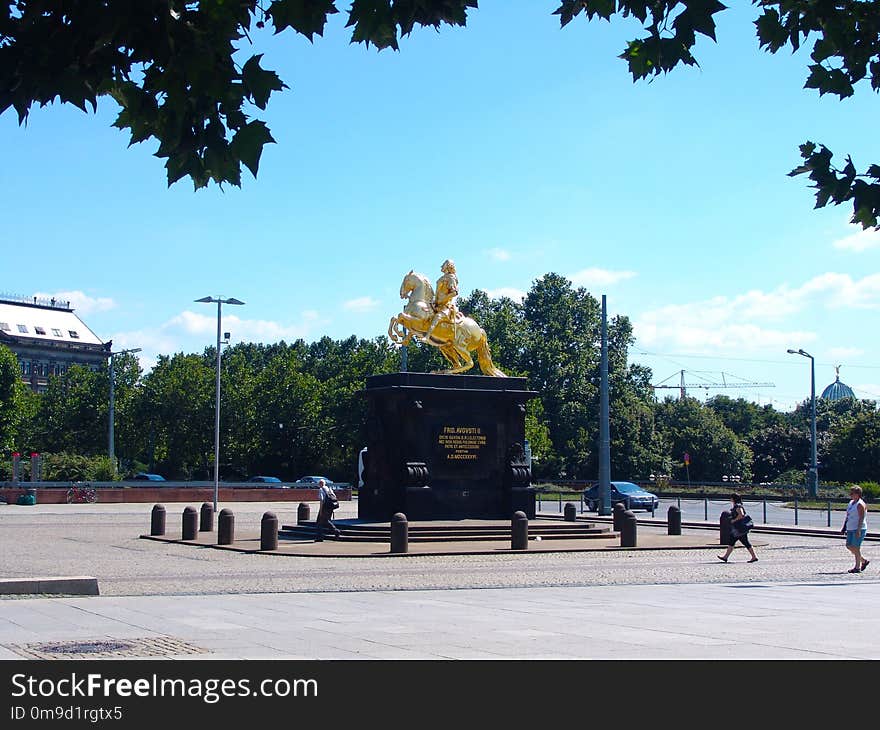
[
  {"left": 586, "top": 0, "right": 616, "bottom": 22},
  {"left": 231, "top": 121, "right": 276, "bottom": 178},
  {"left": 268, "top": 0, "right": 339, "bottom": 40},
  {"left": 242, "top": 54, "right": 287, "bottom": 110},
  {"left": 553, "top": 1, "right": 588, "bottom": 27},
  {"left": 347, "top": 0, "right": 399, "bottom": 50},
  {"left": 754, "top": 9, "right": 788, "bottom": 52}
]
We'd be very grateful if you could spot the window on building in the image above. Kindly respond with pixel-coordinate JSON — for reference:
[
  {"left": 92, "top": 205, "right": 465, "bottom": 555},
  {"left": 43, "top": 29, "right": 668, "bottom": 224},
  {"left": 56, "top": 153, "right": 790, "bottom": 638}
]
[
  {"left": 52, "top": 328, "right": 63, "bottom": 337},
  {"left": 34, "top": 326, "right": 46, "bottom": 335},
  {"left": 22, "top": 361, "right": 31, "bottom": 376},
  {"left": 68, "top": 330, "right": 79, "bottom": 338},
  {"left": 0, "top": 322, "right": 9, "bottom": 331},
  {"left": 17, "top": 324, "right": 28, "bottom": 333}
]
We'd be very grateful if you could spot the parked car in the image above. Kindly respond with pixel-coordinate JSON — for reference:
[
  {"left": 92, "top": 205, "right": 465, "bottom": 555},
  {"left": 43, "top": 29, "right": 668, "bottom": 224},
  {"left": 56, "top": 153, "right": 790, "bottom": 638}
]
[
  {"left": 133, "top": 473, "right": 165, "bottom": 482},
  {"left": 583, "top": 481, "right": 659, "bottom": 512},
  {"left": 247, "top": 476, "right": 286, "bottom": 487},
  {"left": 294, "top": 475, "right": 333, "bottom": 487}
]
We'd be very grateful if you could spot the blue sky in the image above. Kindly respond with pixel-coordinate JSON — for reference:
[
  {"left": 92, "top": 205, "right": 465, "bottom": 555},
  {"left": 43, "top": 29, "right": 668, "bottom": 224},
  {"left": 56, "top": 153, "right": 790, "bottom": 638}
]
[{"left": 2, "top": 2, "right": 878, "bottom": 411}]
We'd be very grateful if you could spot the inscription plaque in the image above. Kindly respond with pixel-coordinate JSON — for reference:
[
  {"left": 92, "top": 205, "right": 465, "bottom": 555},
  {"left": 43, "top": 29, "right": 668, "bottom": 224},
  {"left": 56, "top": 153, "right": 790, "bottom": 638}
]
[{"left": 435, "top": 425, "right": 490, "bottom": 465}]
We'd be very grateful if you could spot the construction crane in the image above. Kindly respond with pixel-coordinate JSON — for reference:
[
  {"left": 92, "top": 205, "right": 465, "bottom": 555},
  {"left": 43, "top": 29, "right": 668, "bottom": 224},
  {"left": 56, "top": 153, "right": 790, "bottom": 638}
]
[{"left": 652, "top": 370, "right": 775, "bottom": 400}]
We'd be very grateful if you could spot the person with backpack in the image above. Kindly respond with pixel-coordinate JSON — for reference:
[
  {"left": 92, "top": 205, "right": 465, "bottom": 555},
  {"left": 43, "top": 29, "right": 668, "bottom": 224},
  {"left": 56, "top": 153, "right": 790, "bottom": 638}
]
[
  {"left": 315, "top": 479, "right": 341, "bottom": 542},
  {"left": 717, "top": 493, "right": 758, "bottom": 563}
]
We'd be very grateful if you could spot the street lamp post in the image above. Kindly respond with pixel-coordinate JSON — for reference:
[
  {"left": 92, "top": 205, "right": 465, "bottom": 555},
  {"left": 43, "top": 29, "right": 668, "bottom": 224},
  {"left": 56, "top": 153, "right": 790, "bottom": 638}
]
[
  {"left": 787, "top": 348, "right": 818, "bottom": 498},
  {"left": 108, "top": 347, "right": 142, "bottom": 469},
  {"left": 196, "top": 296, "right": 245, "bottom": 512}
]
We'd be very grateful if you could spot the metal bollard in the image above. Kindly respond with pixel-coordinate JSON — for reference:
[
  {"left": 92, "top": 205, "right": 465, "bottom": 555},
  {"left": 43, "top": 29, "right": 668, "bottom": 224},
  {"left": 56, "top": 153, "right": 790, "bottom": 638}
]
[
  {"left": 612, "top": 502, "right": 626, "bottom": 532},
  {"left": 827, "top": 501, "right": 832, "bottom": 528},
  {"left": 620, "top": 510, "right": 637, "bottom": 547},
  {"left": 200, "top": 502, "right": 214, "bottom": 532},
  {"left": 150, "top": 504, "right": 166, "bottom": 536},
  {"left": 511, "top": 511, "right": 528, "bottom": 550},
  {"left": 704, "top": 498, "right": 708, "bottom": 521},
  {"left": 390, "top": 512, "right": 408, "bottom": 554},
  {"left": 261, "top": 512, "right": 278, "bottom": 551},
  {"left": 297, "top": 502, "right": 311, "bottom": 524},
  {"left": 218, "top": 508, "right": 235, "bottom": 545},
  {"left": 763, "top": 498, "right": 767, "bottom": 524},
  {"left": 667, "top": 505, "right": 682, "bottom": 535},
  {"left": 564, "top": 502, "right": 577, "bottom": 521},
  {"left": 182, "top": 506, "right": 198, "bottom": 540},
  {"left": 794, "top": 497, "right": 799, "bottom": 526},
  {"left": 719, "top": 510, "right": 732, "bottom": 546}
]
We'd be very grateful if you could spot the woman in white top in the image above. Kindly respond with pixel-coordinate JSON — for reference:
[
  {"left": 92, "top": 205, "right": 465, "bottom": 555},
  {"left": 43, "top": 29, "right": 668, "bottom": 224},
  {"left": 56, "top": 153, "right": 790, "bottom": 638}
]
[{"left": 842, "top": 485, "right": 870, "bottom": 573}]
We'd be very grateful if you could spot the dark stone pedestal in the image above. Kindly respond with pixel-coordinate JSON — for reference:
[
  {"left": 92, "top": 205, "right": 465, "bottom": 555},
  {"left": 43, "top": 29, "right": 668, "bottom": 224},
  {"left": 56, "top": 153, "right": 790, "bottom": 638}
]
[{"left": 358, "top": 373, "right": 538, "bottom": 521}]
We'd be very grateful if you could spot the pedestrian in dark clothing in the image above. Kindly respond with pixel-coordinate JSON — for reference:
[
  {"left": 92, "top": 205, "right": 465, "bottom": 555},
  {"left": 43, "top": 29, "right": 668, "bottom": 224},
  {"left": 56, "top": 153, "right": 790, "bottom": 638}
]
[
  {"left": 315, "top": 479, "right": 341, "bottom": 541},
  {"left": 718, "top": 494, "right": 758, "bottom": 563}
]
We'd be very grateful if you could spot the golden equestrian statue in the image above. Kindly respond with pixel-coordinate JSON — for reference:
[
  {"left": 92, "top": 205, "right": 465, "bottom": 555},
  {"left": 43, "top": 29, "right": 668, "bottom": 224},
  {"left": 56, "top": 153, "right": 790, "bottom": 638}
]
[{"left": 388, "top": 260, "right": 507, "bottom": 376}]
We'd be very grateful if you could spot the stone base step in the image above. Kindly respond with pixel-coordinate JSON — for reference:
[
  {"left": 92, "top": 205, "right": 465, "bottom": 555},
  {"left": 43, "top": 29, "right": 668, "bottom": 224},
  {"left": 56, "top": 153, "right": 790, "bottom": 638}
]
[{"left": 280, "top": 520, "right": 616, "bottom": 543}]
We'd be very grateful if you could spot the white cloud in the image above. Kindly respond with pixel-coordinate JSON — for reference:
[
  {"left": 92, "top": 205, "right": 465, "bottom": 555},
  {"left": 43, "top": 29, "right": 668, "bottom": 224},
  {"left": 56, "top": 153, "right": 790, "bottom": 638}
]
[
  {"left": 633, "top": 269, "right": 880, "bottom": 356},
  {"left": 35, "top": 290, "right": 115, "bottom": 314},
  {"left": 635, "top": 313, "right": 816, "bottom": 355},
  {"left": 633, "top": 289, "right": 818, "bottom": 355},
  {"left": 112, "top": 309, "right": 326, "bottom": 372},
  {"left": 833, "top": 226, "right": 880, "bottom": 252},
  {"left": 487, "top": 247, "right": 511, "bottom": 262},
  {"left": 827, "top": 347, "right": 864, "bottom": 360},
  {"left": 486, "top": 287, "right": 526, "bottom": 301},
  {"left": 569, "top": 268, "right": 637, "bottom": 287},
  {"left": 342, "top": 296, "right": 380, "bottom": 313},
  {"left": 646, "top": 272, "right": 880, "bottom": 337},
  {"left": 853, "top": 383, "right": 880, "bottom": 401}
]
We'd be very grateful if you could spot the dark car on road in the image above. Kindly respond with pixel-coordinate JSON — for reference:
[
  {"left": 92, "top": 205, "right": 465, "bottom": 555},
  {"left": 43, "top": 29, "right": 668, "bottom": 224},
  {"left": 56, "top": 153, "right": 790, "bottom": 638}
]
[
  {"left": 246, "top": 476, "right": 286, "bottom": 487},
  {"left": 292, "top": 475, "right": 335, "bottom": 488},
  {"left": 133, "top": 473, "right": 166, "bottom": 482},
  {"left": 583, "top": 481, "right": 660, "bottom": 512}
]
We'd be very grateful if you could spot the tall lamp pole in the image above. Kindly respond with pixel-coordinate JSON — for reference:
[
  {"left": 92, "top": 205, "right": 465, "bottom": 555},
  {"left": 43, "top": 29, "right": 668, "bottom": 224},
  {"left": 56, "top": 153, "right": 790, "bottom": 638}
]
[
  {"left": 108, "top": 347, "right": 142, "bottom": 469},
  {"left": 787, "top": 348, "right": 818, "bottom": 498},
  {"left": 196, "top": 296, "right": 245, "bottom": 512},
  {"left": 598, "top": 295, "right": 612, "bottom": 516}
]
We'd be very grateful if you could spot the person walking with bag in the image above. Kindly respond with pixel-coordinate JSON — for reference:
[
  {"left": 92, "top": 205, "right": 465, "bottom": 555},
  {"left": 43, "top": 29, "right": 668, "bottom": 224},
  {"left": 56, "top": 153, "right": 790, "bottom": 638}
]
[
  {"left": 842, "top": 485, "right": 870, "bottom": 573},
  {"left": 718, "top": 494, "right": 758, "bottom": 563},
  {"left": 315, "top": 478, "right": 341, "bottom": 542}
]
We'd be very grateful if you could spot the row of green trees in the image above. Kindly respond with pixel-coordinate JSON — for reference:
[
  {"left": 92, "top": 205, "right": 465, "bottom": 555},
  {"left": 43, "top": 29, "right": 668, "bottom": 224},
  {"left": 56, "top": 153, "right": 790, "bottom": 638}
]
[{"left": 1, "top": 274, "right": 878, "bottom": 484}]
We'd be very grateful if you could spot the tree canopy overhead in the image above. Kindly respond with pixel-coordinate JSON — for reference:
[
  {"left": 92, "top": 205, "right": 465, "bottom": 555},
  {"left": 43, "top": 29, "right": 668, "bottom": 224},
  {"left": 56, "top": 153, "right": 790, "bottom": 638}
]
[{"left": 2, "top": 1, "right": 877, "bottom": 226}]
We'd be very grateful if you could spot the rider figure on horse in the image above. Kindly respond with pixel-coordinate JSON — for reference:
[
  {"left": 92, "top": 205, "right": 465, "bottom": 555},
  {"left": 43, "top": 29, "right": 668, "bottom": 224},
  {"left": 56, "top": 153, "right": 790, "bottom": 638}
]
[{"left": 421, "top": 259, "right": 461, "bottom": 343}]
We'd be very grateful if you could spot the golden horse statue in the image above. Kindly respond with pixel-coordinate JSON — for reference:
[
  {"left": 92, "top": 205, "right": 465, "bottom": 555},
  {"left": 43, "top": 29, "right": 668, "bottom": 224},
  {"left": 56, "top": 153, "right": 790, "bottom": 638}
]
[{"left": 388, "top": 271, "right": 506, "bottom": 376}]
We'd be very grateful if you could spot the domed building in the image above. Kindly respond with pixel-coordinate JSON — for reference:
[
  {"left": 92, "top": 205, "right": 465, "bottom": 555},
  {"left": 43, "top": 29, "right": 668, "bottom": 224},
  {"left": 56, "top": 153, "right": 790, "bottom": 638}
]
[{"left": 821, "top": 366, "right": 856, "bottom": 401}]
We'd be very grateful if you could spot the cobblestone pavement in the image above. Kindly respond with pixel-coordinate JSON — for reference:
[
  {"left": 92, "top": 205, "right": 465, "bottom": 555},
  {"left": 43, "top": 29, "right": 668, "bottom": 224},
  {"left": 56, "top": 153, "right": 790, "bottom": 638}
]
[
  {"left": 0, "top": 501, "right": 875, "bottom": 597},
  {"left": 2, "top": 502, "right": 879, "bottom": 660}
]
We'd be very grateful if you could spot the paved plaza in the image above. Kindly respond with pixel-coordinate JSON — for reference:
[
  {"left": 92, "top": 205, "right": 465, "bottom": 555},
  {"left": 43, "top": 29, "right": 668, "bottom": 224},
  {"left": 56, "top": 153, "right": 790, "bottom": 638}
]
[{"left": 1, "top": 501, "right": 878, "bottom": 659}]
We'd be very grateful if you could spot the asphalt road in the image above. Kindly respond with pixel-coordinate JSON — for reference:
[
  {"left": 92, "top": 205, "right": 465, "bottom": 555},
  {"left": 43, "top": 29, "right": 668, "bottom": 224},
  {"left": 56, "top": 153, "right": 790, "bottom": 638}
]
[{"left": 541, "top": 496, "right": 851, "bottom": 529}]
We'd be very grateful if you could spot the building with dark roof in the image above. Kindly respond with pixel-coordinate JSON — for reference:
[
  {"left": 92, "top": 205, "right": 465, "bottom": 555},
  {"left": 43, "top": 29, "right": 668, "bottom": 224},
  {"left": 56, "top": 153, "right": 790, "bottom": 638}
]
[
  {"left": 820, "top": 365, "right": 856, "bottom": 401},
  {"left": 0, "top": 294, "right": 111, "bottom": 392}
]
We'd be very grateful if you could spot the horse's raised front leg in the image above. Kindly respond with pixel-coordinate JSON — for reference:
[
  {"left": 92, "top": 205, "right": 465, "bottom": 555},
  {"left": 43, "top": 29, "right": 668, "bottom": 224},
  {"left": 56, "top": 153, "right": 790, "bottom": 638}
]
[{"left": 388, "top": 316, "right": 400, "bottom": 343}]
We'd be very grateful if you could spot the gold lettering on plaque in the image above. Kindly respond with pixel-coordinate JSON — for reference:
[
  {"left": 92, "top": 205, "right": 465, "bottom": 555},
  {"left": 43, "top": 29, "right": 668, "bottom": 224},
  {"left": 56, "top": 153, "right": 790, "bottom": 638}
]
[{"left": 437, "top": 426, "right": 488, "bottom": 461}]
